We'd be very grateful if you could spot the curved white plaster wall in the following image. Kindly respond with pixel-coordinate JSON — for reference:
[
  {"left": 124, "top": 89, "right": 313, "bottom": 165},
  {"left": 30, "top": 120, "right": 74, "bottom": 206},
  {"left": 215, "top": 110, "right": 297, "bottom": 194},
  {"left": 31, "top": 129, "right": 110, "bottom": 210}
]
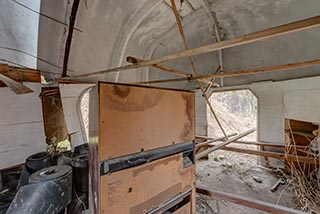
[
  {"left": 0, "top": 0, "right": 40, "bottom": 68},
  {"left": 36, "top": 0, "right": 320, "bottom": 139},
  {"left": 0, "top": 0, "right": 46, "bottom": 169}
]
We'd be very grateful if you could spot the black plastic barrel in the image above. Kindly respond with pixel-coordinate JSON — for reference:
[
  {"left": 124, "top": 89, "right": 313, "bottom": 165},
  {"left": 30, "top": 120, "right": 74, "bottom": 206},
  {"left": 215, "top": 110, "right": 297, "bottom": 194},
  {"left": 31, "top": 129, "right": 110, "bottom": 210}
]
[
  {"left": 71, "top": 154, "right": 89, "bottom": 193},
  {"left": 25, "top": 151, "right": 51, "bottom": 173},
  {"left": 7, "top": 165, "right": 72, "bottom": 214}
]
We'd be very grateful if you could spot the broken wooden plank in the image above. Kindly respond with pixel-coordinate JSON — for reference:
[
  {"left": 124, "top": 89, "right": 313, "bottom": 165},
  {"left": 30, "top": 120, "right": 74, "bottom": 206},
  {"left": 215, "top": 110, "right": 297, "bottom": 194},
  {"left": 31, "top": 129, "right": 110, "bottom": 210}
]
[
  {"left": 199, "top": 138, "right": 309, "bottom": 149},
  {"left": 196, "top": 128, "right": 256, "bottom": 160},
  {"left": 0, "top": 64, "right": 33, "bottom": 94},
  {"left": 212, "top": 146, "right": 319, "bottom": 164},
  {"left": 196, "top": 186, "right": 307, "bottom": 214},
  {"left": 0, "top": 64, "right": 41, "bottom": 87},
  {"left": 285, "top": 119, "right": 319, "bottom": 133},
  {"left": 231, "top": 140, "right": 308, "bottom": 149},
  {"left": 136, "top": 58, "right": 320, "bottom": 85},
  {"left": 72, "top": 16, "right": 320, "bottom": 78},
  {"left": 127, "top": 56, "right": 192, "bottom": 77},
  {"left": 290, "top": 130, "right": 315, "bottom": 139},
  {"left": 195, "top": 133, "right": 237, "bottom": 149},
  {"left": 0, "top": 73, "right": 33, "bottom": 94}
]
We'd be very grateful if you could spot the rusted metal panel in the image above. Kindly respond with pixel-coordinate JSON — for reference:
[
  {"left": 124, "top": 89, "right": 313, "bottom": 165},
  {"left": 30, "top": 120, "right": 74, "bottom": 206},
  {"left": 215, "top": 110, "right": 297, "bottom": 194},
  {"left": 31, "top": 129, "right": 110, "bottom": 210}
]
[
  {"left": 89, "top": 82, "right": 195, "bottom": 214},
  {"left": 98, "top": 82, "right": 195, "bottom": 160},
  {"left": 100, "top": 153, "right": 194, "bottom": 213}
]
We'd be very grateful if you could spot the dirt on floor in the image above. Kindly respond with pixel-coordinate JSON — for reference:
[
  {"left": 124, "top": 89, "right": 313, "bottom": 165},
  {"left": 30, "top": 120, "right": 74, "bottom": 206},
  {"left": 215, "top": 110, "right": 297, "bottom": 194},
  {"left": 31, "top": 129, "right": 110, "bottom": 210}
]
[
  {"left": 196, "top": 145, "right": 297, "bottom": 214},
  {"left": 196, "top": 91, "right": 297, "bottom": 213}
]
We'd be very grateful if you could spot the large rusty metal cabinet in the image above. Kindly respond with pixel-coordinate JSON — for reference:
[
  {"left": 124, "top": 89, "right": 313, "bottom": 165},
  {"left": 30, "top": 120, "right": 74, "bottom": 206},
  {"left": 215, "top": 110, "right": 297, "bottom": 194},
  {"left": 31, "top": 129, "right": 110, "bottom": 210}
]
[{"left": 89, "top": 82, "right": 195, "bottom": 214}]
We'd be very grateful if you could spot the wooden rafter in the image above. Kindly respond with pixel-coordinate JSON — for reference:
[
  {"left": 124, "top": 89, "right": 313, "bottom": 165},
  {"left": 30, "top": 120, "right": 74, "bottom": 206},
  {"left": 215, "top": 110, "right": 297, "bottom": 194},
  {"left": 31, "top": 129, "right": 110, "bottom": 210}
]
[
  {"left": 72, "top": 15, "right": 320, "bottom": 78},
  {"left": 127, "top": 56, "right": 218, "bottom": 86},
  {"left": 0, "top": 73, "right": 33, "bottom": 94},
  {"left": 0, "top": 64, "right": 41, "bottom": 87},
  {"left": 135, "top": 58, "right": 320, "bottom": 85},
  {"left": 126, "top": 56, "right": 192, "bottom": 77}
]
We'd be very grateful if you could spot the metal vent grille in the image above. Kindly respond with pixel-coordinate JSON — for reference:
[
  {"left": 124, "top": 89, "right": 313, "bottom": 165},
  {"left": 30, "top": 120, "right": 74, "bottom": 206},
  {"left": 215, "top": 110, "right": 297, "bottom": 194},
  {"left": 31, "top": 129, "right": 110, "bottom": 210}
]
[
  {"left": 129, "top": 182, "right": 182, "bottom": 214},
  {"left": 132, "top": 155, "right": 180, "bottom": 177}
]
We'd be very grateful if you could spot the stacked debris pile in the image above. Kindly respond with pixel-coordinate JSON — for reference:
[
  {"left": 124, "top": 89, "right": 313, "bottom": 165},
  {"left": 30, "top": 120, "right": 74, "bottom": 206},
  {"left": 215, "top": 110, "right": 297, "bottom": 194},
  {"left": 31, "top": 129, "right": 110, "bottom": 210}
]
[{"left": 282, "top": 120, "right": 320, "bottom": 213}]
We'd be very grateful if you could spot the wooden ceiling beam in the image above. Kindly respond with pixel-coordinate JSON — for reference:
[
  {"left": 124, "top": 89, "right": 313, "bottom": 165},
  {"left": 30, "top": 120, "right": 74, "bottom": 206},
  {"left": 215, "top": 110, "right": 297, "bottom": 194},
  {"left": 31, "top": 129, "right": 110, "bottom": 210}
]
[
  {"left": 126, "top": 57, "right": 220, "bottom": 87},
  {"left": 0, "top": 64, "right": 41, "bottom": 87},
  {"left": 126, "top": 56, "right": 192, "bottom": 77},
  {"left": 72, "top": 15, "right": 320, "bottom": 78},
  {"left": 135, "top": 58, "right": 320, "bottom": 85},
  {"left": 127, "top": 55, "right": 219, "bottom": 86}
]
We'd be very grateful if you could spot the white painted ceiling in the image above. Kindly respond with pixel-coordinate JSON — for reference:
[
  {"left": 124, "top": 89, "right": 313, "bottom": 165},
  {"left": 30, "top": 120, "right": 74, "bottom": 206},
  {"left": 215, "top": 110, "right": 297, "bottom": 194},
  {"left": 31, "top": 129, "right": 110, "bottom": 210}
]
[{"left": 2, "top": 0, "right": 320, "bottom": 89}]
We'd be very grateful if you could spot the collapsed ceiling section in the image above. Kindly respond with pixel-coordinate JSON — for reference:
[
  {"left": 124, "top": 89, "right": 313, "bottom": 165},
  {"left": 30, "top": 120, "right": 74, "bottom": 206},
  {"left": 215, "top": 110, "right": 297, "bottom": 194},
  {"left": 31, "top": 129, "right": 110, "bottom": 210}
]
[{"left": 37, "top": 0, "right": 320, "bottom": 89}]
